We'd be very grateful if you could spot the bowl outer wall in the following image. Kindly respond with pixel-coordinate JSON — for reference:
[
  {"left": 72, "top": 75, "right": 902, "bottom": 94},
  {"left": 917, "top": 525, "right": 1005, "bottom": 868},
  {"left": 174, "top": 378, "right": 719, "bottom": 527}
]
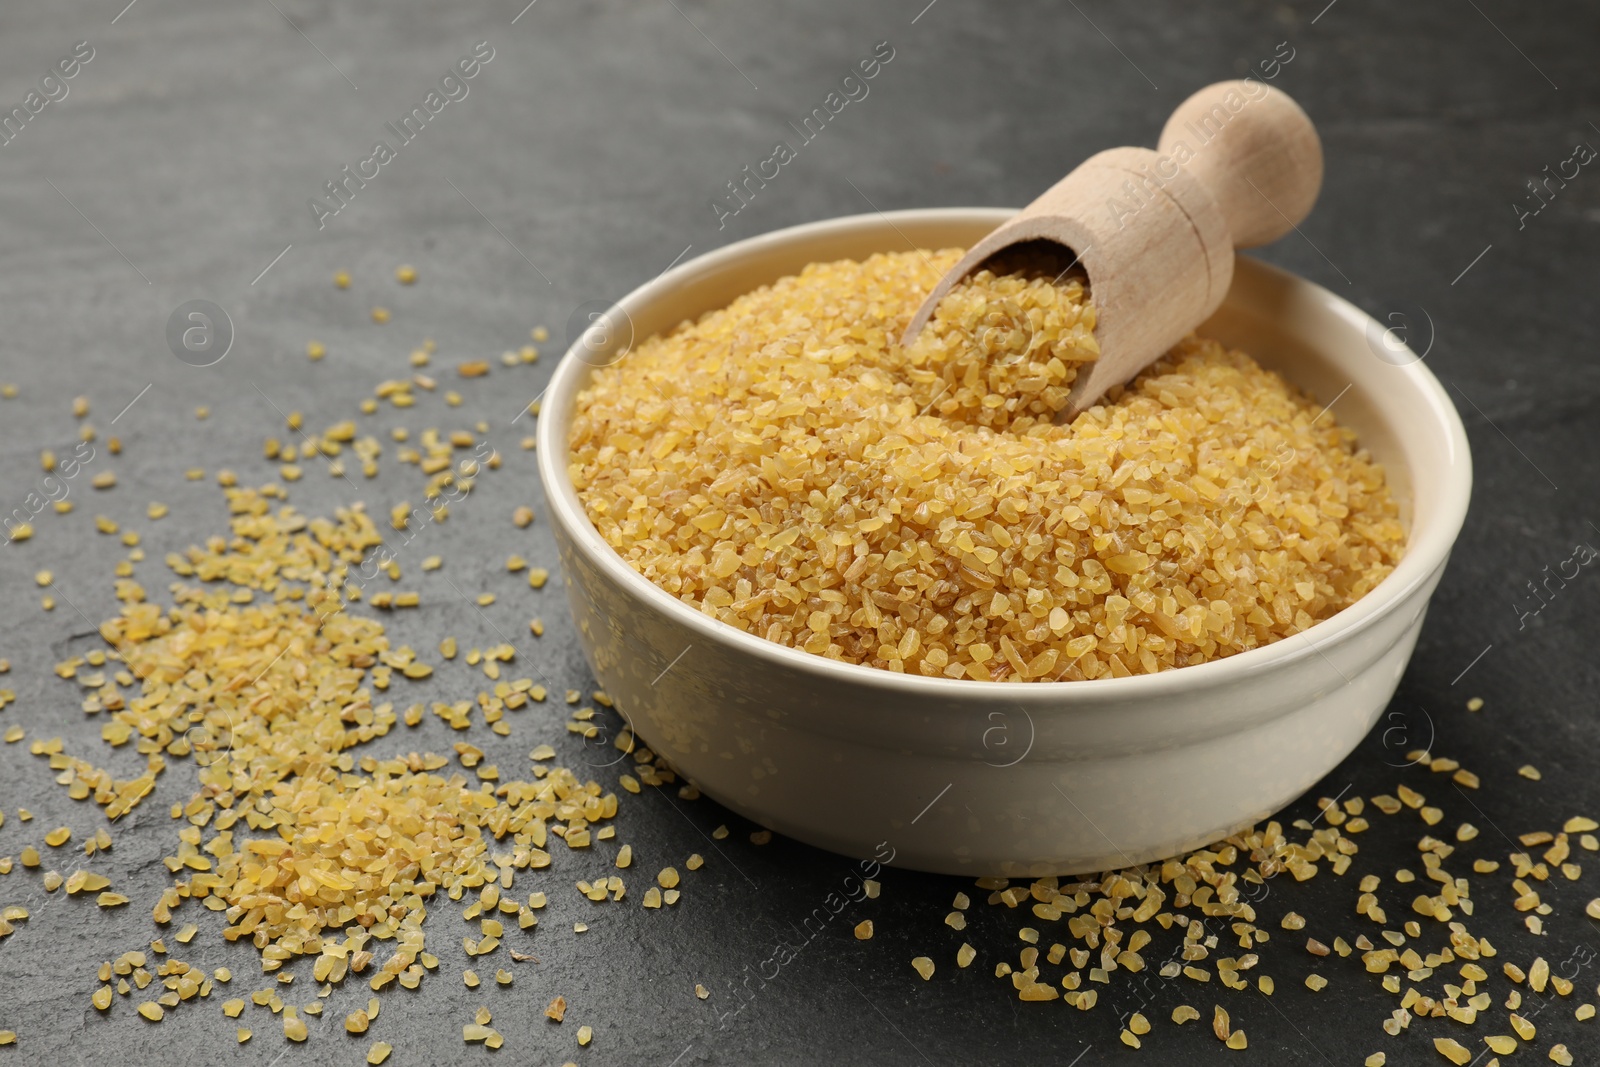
[{"left": 535, "top": 209, "right": 1471, "bottom": 875}]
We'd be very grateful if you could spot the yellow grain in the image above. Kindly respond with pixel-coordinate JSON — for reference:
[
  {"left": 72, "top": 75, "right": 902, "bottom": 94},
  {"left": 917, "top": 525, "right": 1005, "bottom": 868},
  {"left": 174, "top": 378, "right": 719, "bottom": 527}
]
[{"left": 571, "top": 250, "right": 1401, "bottom": 680}]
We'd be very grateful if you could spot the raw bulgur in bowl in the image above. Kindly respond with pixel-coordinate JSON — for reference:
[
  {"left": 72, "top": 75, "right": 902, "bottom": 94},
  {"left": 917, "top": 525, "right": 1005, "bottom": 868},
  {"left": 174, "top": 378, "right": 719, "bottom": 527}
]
[
  {"left": 567, "top": 248, "right": 1404, "bottom": 683},
  {"left": 537, "top": 209, "right": 1471, "bottom": 875}
]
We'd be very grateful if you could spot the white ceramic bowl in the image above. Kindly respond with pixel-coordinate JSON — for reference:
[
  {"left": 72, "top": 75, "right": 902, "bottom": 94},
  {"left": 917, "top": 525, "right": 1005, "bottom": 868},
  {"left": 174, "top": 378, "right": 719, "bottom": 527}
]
[{"left": 536, "top": 209, "right": 1472, "bottom": 878}]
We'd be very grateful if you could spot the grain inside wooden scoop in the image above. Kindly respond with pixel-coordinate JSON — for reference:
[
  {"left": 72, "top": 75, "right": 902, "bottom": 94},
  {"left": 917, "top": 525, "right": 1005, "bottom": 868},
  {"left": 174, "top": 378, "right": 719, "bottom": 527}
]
[{"left": 570, "top": 249, "right": 1404, "bottom": 681}]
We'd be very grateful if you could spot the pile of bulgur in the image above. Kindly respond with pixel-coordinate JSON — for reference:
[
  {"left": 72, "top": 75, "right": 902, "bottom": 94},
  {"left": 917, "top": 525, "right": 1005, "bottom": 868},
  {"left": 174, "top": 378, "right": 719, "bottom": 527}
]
[{"left": 570, "top": 249, "right": 1404, "bottom": 680}]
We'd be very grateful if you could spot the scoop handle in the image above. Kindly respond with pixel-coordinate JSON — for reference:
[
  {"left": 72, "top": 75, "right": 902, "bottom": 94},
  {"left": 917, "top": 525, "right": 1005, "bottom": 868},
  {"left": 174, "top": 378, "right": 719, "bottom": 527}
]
[{"left": 1157, "top": 80, "right": 1323, "bottom": 248}]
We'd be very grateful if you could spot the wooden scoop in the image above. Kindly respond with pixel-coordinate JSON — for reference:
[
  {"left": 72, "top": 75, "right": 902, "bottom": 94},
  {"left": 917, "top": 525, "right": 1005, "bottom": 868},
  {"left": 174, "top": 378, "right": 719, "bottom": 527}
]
[{"left": 902, "top": 80, "right": 1324, "bottom": 420}]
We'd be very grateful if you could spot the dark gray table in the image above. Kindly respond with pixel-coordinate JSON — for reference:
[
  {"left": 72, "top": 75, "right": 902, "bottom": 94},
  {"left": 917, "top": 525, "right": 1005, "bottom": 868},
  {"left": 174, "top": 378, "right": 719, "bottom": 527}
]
[{"left": 0, "top": 1, "right": 1596, "bottom": 1064}]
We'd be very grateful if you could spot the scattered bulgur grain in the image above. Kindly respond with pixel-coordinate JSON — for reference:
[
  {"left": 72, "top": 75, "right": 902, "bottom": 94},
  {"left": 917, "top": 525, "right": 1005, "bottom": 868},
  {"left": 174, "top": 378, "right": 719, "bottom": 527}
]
[
  {"left": 696, "top": 984, "right": 710, "bottom": 1000},
  {"left": 1305, "top": 974, "right": 1327, "bottom": 991},
  {"left": 372, "top": 307, "right": 390, "bottom": 324},
  {"left": 1519, "top": 765, "right": 1542, "bottom": 780},
  {"left": 911, "top": 956, "right": 935, "bottom": 980},
  {"left": 1550, "top": 1046, "right": 1573, "bottom": 1066},
  {"left": 1432, "top": 1037, "right": 1472, "bottom": 1065},
  {"left": 546, "top": 995, "right": 566, "bottom": 1022},
  {"left": 854, "top": 920, "right": 874, "bottom": 940},
  {"left": 1466, "top": 697, "right": 1484, "bottom": 711},
  {"left": 368, "top": 1042, "right": 392, "bottom": 1064},
  {"left": 1365, "top": 1054, "right": 1385, "bottom": 1067},
  {"left": 957, "top": 943, "right": 976, "bottom": 968},
  {"left": 1530, "top": 956, "right": 1550, "bottom": 993},
  {"left": 396, "top": 265, "right": 417, "bottom": 284},
  {"left": 307, "top": 341, "right": 326, "bottom": 361},
  {"left": 1172, "top": 1004, "right": 1200, "bottom": 1025}
]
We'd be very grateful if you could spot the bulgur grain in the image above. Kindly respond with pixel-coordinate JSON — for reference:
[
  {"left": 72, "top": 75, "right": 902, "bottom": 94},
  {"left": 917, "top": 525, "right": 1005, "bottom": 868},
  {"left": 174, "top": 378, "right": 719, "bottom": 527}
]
[{"left": 570, "top": 250, "right": 1400, "bottom": 681}]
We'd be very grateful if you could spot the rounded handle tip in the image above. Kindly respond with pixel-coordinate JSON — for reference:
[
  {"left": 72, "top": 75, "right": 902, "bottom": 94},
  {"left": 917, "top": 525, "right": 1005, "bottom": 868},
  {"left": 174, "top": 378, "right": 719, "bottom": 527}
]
[{"left": 1156, "top": 80, "right": 1323, "bottom": 249}]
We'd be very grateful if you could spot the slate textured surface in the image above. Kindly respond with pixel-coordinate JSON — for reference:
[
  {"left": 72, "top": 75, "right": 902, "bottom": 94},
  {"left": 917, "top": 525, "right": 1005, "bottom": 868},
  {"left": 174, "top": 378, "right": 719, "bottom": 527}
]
[{"left": 0, "top": 1, "right": 1597, "bottom": 1064}]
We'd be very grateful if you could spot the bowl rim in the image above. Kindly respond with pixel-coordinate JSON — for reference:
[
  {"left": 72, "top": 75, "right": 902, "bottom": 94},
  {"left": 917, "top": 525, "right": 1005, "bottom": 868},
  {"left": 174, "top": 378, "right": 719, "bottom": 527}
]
[{"left": 536, "top": 208, "right": 1472, "bottom": 702}]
